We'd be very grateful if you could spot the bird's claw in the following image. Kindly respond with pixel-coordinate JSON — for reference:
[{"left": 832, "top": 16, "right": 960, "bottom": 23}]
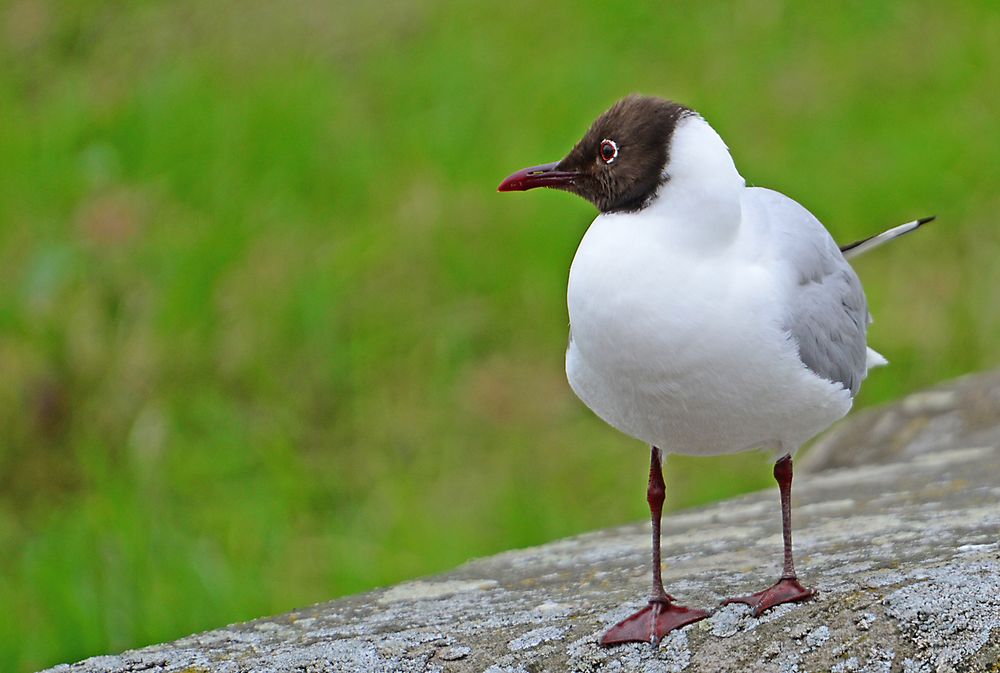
[
  {"left": 722, "top": 577, "right": 816, "bottom": 616},
  {"left": 600, "top": 599, "right": 709, "bottom": 647}
]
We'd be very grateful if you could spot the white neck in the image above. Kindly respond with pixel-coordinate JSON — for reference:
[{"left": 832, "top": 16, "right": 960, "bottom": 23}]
[{"left": 643, "top": 115, "right": 745, "bottom": 251}]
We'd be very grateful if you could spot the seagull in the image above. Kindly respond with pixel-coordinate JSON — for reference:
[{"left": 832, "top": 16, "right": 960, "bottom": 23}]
[{"left": 497, "top": 95, "right": 932, "bottom": 646}]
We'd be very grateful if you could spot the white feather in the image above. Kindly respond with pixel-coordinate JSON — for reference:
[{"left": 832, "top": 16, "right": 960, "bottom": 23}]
[
  {"left": 565, "top": 116, "right": 857, "bottom": 458},
  {"left": 841, "top": 219, "right": 929, "bottom": 260}
]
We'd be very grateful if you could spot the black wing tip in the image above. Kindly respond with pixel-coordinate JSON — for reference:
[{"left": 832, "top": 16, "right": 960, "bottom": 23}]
[
  {"left": 916, "top": 215, "right": 936, "bottom": 226},
  {"left": 839, "top": 238, "right": 864, "bottom": 253}
]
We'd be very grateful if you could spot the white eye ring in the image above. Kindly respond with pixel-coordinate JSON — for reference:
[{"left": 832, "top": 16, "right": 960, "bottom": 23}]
[{"left": 599, "top": 139, "right": 619, "bottom": 164}]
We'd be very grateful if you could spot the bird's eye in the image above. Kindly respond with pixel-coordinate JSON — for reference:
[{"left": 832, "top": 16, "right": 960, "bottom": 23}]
[{"left": 599, "top": 139, "right": 619, "bottom": 164}]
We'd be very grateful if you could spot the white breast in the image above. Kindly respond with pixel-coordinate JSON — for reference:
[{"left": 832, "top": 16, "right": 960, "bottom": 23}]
[{"left": 563, "top": 117, "right": 852, "bottom": 456}]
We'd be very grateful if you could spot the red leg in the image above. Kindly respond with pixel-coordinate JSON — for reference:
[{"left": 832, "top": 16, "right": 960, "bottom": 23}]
[
  {"left": 600, "top": 447, "right": 708, "bottom": 646},
  {"left": 722, "top": 453, "right": 815, "bottom": 616}
]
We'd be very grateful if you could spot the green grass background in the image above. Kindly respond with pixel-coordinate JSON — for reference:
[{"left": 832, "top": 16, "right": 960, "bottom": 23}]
[{"left": 0, "top": 1, "right": 997, "bottom": 670}]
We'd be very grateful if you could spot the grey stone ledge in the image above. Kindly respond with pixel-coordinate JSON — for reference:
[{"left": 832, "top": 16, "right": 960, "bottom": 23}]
[{"left": 43, "top": 370, "right": 1000, "bottom": 673}]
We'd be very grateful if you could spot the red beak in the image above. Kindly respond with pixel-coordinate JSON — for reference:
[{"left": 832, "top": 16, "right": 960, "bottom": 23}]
[{"left": 497, "top": 162, "right": 580, "bottom": 192}]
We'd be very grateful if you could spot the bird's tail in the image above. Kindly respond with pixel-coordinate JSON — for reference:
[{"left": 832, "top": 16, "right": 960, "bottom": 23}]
[
  {"left": 866, "top": 347, "right": 888, "bottom": 370},
  {"left": 840, "top": 216, "right": 935, "bottom": 260}
]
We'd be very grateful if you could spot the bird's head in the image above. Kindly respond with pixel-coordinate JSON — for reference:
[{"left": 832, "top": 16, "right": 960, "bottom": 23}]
[{"left": 498, "top": 95, "right": 693, "bottom": 214}]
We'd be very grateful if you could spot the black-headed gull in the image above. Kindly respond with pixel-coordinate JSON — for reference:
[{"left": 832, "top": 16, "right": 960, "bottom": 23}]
[{"left": 498, "top": 95, "right": 932, "bottom": 646}]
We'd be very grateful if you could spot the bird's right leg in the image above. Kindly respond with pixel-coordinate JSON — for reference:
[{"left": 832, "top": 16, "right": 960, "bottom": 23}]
[
  {"left": 722, "top": 453, "right": 815, "bottom": 615},
  {"left": 600, "top": 446, "right": 708, "bottom": 647}
]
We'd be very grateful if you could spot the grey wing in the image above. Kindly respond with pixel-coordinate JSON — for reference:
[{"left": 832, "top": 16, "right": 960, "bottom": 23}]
[
  {"left": 787, "top": 260, "right": 868, "bottom": 396},
  {"left": 748, "top": 188, "right": 869, "bottom": 396}
]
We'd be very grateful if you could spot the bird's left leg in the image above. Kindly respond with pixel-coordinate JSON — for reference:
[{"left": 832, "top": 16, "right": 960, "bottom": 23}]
[
  {"left": 600, "top": 446, "right": 709, "bottom": 646},
  {"left": 722, "top": 453, "right": 815, "bottom": 616}
]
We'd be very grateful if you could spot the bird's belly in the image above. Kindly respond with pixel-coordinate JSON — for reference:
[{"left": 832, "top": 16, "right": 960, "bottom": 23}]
[{"left": 565, "top": 227, "right": 851, "bottom": 455}]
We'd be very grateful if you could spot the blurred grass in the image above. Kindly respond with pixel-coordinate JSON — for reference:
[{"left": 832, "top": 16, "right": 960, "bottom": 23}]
[{"left": 0, "top": 1, "right": 997, "bottom": 670}]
